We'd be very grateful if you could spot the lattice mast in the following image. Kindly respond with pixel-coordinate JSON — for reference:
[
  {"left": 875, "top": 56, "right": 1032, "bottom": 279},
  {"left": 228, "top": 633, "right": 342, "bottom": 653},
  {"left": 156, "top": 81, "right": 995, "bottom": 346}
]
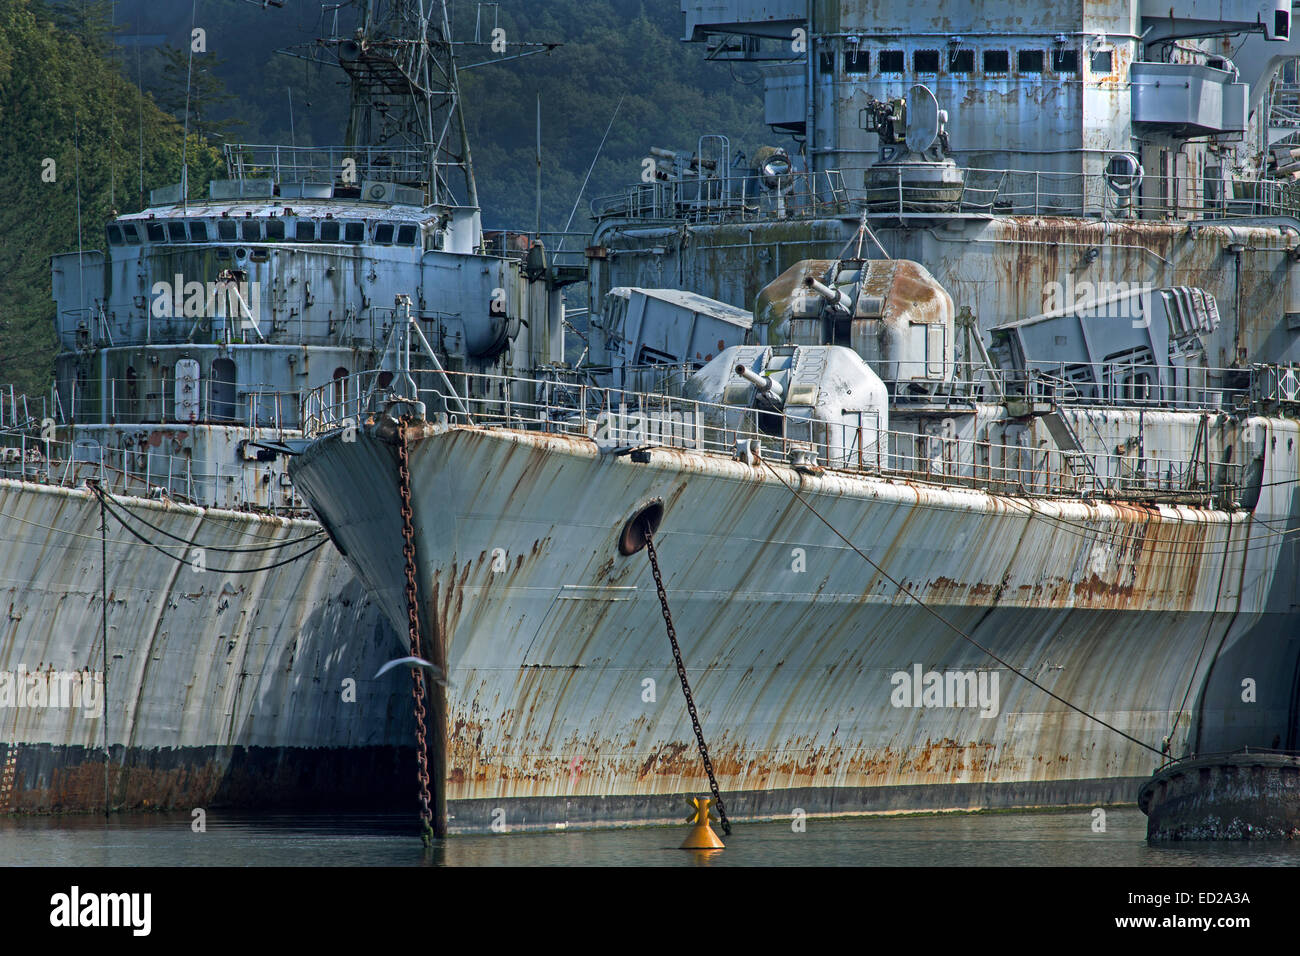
[{"left": 325, "top": 0, "right": 478, "bottom": 207}]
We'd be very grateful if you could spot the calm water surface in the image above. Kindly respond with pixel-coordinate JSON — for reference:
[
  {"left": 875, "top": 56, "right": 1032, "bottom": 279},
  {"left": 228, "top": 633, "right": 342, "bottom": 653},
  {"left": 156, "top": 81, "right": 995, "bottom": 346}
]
[{"left": 2, "top": 807, "right": 1298, "bottom": 866}]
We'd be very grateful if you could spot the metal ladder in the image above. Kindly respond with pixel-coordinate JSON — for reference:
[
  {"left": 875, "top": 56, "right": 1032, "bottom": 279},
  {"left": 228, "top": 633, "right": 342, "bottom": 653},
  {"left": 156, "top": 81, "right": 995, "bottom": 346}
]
[
  {"left": 0, "top": 743, "right": 17, "bottom": 812},
  {"left": 1040, "top": 403, "right": 1099, "bottom": 483}
]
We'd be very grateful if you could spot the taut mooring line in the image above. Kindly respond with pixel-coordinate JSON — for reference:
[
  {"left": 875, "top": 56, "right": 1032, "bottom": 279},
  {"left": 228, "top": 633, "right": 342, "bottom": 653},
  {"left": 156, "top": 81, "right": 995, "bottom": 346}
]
[{"left": 760, "top": 458, "right": 1166, "bottom": 758}]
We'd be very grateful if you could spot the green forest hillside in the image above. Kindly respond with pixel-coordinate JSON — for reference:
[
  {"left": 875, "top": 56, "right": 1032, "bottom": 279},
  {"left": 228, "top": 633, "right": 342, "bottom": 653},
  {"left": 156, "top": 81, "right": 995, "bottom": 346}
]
[
  {"left": 0, "top": 0, "right": 783, "bottom": 396},
  {"left": 0, "top": 0, "right": 222, "bottom": 397},
  {"left": 110, "top": 0, "right": 776, "bottom": 230},
  {"left": 455, "top": 1, "right": 775, "bottom": 232}
]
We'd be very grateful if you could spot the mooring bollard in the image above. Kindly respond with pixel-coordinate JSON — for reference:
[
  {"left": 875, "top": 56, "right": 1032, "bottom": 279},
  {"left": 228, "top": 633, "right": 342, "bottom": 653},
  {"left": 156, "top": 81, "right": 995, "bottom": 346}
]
[{"left": 680, "top": 796, "right": 725, "bottom": 850}]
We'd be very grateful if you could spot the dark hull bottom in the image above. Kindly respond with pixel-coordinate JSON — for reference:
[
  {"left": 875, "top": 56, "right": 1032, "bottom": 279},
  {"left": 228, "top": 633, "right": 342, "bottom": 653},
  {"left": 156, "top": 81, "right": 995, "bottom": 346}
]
[
  {"left": 4, "top": 739, "right": 1149, "bottom": 828},
  {"left": 443, "top": 776, "right": 1151, "bottom": 834},
  {"left": 1, "top": 743, "right": 417, "bottom": 813},
  {"left": 1140, "top": 754, "right": 1300, "bottom": 840}
]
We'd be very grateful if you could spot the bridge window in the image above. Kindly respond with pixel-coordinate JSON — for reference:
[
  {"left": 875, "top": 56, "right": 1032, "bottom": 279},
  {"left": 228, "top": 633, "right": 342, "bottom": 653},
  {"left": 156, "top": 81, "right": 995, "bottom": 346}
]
[
  {"left": 218, "top": 220, "right": 237, "bottom": 241},
  {"left": 265, "top": 219, "right": 285, "bottom": 240},
  {"left": 295, "top": 220, "right": 315, "bottom": 241},
  {"left": 240, "top": 219, "right": 261, "bottom": 241},
  {"left": 914, "top": 49, "right": 939, "bottom": 73},
  {"left": 374, "top": 223, "right": 394, "bottom": 244},
  {"left": 320, "top": 221, "right": 341, "bottom": 242},
  {"left": 983, "top": 50, "right": 1010, "bottom": 74},
  {"left": 146, "top": 222, "right": 166, "bottom": 242},
  {"left": 121, "top": 223, "right": 141, "bottom": 244},
  {"left": 949, "top": 49, "right": 974, "bottom": 72},
  {"left": 1018, "top": 50, "right": 1044, "bottom": 73},
  {"left": 1090, "top": 49, "right": 1113, "bottom": 74},
  {"left": 879, "top": 50, "right": 904, "bottom": 73},
  {"left": 819, "top": 50, "right": 834, "bottom": 74},
  {"left": 167, "top": 221, "right": 187, "bottom": 241},
  {"left": 396, "top": 224, "right": 418, "bottom": 245},
  {"left": 106, "top": 224, "right": 123, "bottom": 245},
  {"left": 190, "top": 221, "right": 208, "bottom": 241},
  {"left": 844, "top": 50, "right": 869, "bottom": 74},
  {"left": 344, "top": 221, "right": 365, "bottom": 243},
  {"left": 1052, "top": 48, "right": 1079, "bottom": 73}
]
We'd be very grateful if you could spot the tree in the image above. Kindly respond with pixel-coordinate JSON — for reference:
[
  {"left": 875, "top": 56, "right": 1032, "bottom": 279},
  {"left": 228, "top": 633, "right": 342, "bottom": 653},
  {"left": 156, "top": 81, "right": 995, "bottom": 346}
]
[
  {"left": 0, "top": 0, "right": 223, "bottom": 396},
  {"left": 155, "top": 43, "right": 243, "bottom": 144},
  {"left": 45, "top": 0, "right": 116, "bottom": 52}
]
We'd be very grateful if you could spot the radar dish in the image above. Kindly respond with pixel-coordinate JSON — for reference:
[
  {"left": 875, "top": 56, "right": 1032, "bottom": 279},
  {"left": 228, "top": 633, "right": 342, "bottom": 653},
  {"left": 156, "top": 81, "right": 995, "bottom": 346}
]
[{"left": 905, "top": 84, "right": 940, "bottom": 154}]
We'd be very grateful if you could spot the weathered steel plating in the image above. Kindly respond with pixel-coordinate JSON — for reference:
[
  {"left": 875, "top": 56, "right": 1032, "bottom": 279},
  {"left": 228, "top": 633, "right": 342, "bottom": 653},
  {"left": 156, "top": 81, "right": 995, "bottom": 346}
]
[
  {"left": 0, "top": 477, "right": 412, "bottom": 811},
  {"left": 287, "top": 412, "right": 1300, "bottom": 830}
]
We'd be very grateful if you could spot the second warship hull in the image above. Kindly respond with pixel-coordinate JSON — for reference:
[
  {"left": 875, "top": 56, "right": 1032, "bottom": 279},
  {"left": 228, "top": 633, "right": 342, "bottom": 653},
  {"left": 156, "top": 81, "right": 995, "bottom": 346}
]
[
  {"left": 0, "top": 477, "right": 415, "bottom": 812},
  {"left": 290, "top": 422, "right": 1300, "bottom": 832}
]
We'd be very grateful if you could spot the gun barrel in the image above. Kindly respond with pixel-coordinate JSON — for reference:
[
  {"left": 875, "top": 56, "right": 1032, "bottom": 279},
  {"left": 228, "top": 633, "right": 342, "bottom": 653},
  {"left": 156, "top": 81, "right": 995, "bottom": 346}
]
[
  {"left": 805, "top": 277, "right": 852, "bottom": 313},
  {"left": 735, "top": 365, "right": 784, "bottom": 401}
]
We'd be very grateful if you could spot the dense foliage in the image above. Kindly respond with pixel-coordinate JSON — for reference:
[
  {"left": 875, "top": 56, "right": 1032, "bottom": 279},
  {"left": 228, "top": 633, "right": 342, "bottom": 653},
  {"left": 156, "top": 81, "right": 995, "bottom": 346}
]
[{"left": 0, "top": 0, "right": 221, "bottom": 397}]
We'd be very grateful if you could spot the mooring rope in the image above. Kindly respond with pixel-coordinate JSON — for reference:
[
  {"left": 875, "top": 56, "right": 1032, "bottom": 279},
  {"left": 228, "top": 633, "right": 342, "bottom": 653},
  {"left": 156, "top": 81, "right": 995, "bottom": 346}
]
[
  {"left": 91, "top": 484, "right": 327, "bottom": 573},
  {"left": 97, "top": 486, "right": 325, "bottom": 552}
]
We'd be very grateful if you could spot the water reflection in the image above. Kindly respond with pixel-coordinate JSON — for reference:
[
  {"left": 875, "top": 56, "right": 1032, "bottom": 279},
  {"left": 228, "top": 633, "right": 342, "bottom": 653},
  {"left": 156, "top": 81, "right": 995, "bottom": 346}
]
[{"left": 0, "top": 807, "right": 1296, "bottom": 867}]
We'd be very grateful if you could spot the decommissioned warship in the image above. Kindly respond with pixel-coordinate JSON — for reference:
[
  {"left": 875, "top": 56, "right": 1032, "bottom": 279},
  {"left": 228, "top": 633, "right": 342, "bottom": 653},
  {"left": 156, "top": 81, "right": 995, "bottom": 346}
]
[
  {"left": 0, "top": 1, "right": 565, "bottom": 811},
  {"left": 288, "top": 0, "right": 1300, "bottom": 837}
]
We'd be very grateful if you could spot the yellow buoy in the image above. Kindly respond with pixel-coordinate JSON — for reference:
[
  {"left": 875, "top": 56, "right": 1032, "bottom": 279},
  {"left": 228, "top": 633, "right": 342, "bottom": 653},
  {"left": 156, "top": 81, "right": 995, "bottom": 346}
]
[{"left": 680, "top": 796, "right": 725, "bottom": 850}]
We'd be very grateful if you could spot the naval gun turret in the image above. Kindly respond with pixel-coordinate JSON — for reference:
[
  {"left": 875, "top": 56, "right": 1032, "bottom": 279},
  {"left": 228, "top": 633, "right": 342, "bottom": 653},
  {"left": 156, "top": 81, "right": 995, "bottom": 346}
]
[
  {"left": 752, "top": 257, "right": 955, "bottom": 398},
  {"left": 684, "top": 344, "right": 889, "bottom": 468},
  {"left": 734, "top": 361, "right": 784, "bottom": 407}
]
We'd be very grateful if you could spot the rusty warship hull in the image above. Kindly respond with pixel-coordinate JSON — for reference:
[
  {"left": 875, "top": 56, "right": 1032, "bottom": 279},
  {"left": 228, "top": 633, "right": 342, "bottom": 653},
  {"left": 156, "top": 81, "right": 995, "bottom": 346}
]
[
  {"left": 0, "top": 476, "right": 413, "bottom": 812},
  {"left": 289, "top": 418, "right": 1300, "bottom": 832}
]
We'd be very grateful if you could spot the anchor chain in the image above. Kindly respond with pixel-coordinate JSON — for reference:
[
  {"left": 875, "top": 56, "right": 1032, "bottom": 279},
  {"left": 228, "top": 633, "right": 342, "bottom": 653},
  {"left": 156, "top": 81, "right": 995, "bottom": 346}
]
[
  {"left": 397, "top": 420, "right": 435, "bottom": 845},
  {"left": 644, "top": 530, "right": 731, "bottom": 836}
]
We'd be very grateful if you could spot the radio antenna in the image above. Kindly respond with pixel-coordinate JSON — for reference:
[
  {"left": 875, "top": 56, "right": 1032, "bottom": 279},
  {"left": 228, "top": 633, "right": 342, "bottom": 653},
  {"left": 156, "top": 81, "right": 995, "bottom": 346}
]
[{"left": 181, "top": 0, "right": 197, "bottom": 209}]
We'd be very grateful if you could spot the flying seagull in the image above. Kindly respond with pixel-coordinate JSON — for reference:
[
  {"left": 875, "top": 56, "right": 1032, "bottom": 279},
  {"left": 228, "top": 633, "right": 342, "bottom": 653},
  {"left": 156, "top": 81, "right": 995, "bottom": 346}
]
[{"left": 375, "top": 656, "right": 451, "bottom": 687}]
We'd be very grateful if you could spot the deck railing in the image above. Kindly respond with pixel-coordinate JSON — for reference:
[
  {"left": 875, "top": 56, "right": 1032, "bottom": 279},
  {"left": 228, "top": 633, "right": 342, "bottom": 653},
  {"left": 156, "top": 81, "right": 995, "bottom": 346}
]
[
  {"left": 591, "top": 163, "right": 1300, "bottom": 224},
  {"left": 304, "top": 367, "right": 1242, "bottom": 502},
  {"left": 0, "top": 425, "right": 306, "bottom": 512},
  {"left": 222, "top": 144, "right": 427, "bottom": 188}
]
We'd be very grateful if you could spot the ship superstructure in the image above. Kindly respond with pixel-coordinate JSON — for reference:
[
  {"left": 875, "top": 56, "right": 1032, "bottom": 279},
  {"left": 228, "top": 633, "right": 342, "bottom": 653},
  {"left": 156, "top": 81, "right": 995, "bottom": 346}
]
[{"left": 588, "top": 0, "right": 1300, "bottom": 376}]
